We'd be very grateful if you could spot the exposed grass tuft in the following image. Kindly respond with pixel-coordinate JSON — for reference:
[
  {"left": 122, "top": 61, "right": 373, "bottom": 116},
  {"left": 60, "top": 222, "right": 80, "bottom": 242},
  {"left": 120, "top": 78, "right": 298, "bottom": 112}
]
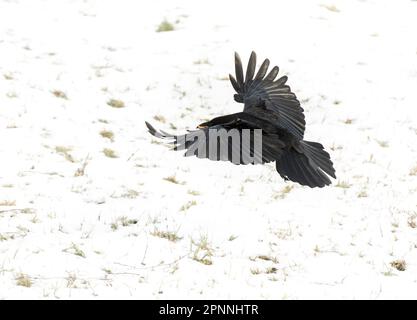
[
  {"left": 66, "top": 273, "right": 78, "bottom": 288},
  {"left": 180, "top": 200, "right": 197, "bottom": 211},
  {"left": 52, "top": 90, "right": 68, "bottom": 99},
  {"left": 321, "top": 4, "right": 340, "bottom": 12},
  {"left": 163, "top": 175, "right": 182, "bottom": 184},
  {"left": 110, "top": 222, "right": 118, "bottom": 231},
  {"left": 357, "top": 190, "right": 368, "bottom": 198},
  {"left": 250, "top": 268, "right": 261, "bottom": 275},
  {"left": 0, "top": 200, "right": 16, "bottom": 206},
  {"left": 67, "top": 243, "right": 86, "bottom": 258},
  {"left": 153, "top": 115, "right": 166, "bottom": 123},
  {"left": 16, "top": 274, "right": 32, "bottom": 287},
  {"left": 103, "top": 148, "right": 118, "bottom": 158},
  {"left": 111, "top": 216, "right": 138, "bottom": 230},
  {"left": 266, "top": 267, "right": 278, "bottom": 274},
  {"left": 156, "top": 19, "right": 175, "bottom": 32},
  {"left": 74, "top": 155, "right": 90, "bottom": 177},
  {"left": 335, "top": 180, "right": 351, "bottom": 189},
  {"left": 408, "top": 215, "right": 416, "bottom": 229},
  {"left": 191, "top": 235, "right": 213, "bottom": 265},
  {"left": 100, "top": 129, "right": 114, "bottom": 141},
  {"left": 390, "top": 259, "right": 406, "bottom": 271},
  {"left": 107, "top": 99, "right": 125, "bottom": 108},
  {"left": 4, "top": 73, "right": 14, "bottom": 80},
  {"left": 55, "top": 146, "right": 75, "bottom": 162},
  {"left": 376, "top": 140, "right": 389, "bottom": 148},
  {"left": 274, "top": 185, "right": 294, "bottom": 199},
  {"left": 121, "top": 189, "right": 140, "bottom": 199},
  {"left": 6, "top": 92, "right": 17, "bottom": 98},
  {"left": 256, "top": 255, "right": 279, "bottom": 264},
  {"left": 151, "top": 228, "right": 182, "bottom": 242},
  {"left": 187, "top": 190, "right": 200, "bottom": 196}
]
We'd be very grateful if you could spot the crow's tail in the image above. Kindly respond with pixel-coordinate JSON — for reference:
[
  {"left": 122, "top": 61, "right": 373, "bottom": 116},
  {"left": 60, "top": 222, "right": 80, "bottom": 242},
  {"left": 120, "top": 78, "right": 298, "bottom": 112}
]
[{"left": 276, "top": 140, "right": 336, "bottom": 188}]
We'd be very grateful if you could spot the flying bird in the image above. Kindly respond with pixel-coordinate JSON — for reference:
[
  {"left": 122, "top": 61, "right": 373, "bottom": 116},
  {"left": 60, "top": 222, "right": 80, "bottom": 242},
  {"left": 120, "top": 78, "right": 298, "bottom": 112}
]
[{"left": 146, "top": 52, "right": 336, "bottom": 188}]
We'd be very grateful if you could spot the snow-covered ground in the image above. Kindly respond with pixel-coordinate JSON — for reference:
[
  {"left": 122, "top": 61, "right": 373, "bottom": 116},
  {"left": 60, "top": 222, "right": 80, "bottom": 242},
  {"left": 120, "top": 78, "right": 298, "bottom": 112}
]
[{"left": 0, "top": 0, "right": 417, "bottom": 299}]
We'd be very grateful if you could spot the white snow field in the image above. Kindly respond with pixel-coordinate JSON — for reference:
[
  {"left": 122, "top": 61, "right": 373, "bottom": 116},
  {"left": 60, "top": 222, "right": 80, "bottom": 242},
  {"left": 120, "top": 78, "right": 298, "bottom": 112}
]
[{"left": 0, "top": 0, "right": 416, "bottom": 299}]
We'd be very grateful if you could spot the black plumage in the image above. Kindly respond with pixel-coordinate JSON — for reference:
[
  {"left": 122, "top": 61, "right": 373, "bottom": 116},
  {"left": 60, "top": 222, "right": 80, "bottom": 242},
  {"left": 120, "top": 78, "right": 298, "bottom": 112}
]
[{"left": 146, "top": 51, "right": 336, "bottom": 188}]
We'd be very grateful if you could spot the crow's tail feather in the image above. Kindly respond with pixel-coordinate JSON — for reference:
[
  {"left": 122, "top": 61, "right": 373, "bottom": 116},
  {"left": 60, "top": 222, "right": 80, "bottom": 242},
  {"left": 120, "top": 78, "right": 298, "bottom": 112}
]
[{"left": 276, "top": 140, "right": 336, "bottom": 188}]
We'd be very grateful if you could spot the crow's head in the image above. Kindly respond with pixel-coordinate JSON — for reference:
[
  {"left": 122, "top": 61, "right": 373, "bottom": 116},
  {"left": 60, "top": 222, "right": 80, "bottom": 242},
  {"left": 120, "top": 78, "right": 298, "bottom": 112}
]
[{"left": 197, "top": 120, "right": 210, "bottom": 129}]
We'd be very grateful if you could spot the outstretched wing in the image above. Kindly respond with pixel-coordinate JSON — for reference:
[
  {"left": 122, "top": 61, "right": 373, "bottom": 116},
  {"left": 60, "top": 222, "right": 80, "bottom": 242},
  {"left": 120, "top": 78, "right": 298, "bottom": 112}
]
[
  {"left": 229, "top": 51, "right": 306, "bottom": 140},
  {"left": 145, "top": 117, "right": 284, "bottom": 165}
]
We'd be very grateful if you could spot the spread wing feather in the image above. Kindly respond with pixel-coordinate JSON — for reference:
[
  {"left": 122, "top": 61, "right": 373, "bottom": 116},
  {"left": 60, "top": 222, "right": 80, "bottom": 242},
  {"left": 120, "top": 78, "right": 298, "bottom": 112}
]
[
  {"left": 230, "top": 51, "right": 306, "bottom": 140},
  {"left": 145, "top": 117, "right": 284, "bottom": 165}
]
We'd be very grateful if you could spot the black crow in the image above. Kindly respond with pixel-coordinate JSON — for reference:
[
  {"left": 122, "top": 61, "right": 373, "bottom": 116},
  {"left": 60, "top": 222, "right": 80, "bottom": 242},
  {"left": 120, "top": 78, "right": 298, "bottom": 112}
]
[{"left": 146, "top": 52, "right": 336, "bottom": 188}]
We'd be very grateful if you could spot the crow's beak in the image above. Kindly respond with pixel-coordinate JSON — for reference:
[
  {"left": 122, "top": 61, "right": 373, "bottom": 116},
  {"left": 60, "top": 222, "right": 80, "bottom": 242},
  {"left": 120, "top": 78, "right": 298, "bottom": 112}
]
[{"left": 197, "top": 124, "right": 208, "bottom": 129}]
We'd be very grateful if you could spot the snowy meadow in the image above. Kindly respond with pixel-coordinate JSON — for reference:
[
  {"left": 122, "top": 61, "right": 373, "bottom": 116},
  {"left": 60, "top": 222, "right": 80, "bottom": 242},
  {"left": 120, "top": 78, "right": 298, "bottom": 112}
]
[{"left": 0, "top": 0, "right": 417, "bottom": 299}]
